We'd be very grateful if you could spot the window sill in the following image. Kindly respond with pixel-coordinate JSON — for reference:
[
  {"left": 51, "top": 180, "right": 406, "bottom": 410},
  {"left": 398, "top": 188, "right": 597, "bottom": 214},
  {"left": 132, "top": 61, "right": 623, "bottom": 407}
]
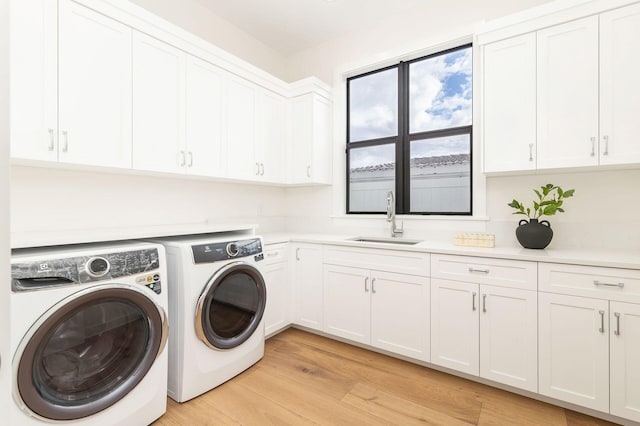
[{"left": 331, "top": 214, "right": 489, "bottom": 222}]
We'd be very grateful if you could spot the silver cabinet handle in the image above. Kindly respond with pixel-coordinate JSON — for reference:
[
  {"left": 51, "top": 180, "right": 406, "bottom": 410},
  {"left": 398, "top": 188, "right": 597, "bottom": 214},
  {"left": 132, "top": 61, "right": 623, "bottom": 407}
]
[
  {"left": 188, "top": 151, "right": 193, "bottom": 167},
  {"left": 260, "top": 163, "right": 265, "bottom": 176},
  {"left": 590, "top": 136, "right": 596, "bottom": 157},
  {"left": 47, "top": 128, "right": 55, "bottom": 151},
  {"left": 371, "top": 277, "right": 376, "bottom": 294},
  {"left": 266, "top": 251, "right": 278, "bottom": 257},
  {"left": 255, "top": 162, "right": 260, "bottom": 175},
  {"left": 295, "top": 248, "right": 300, "bottom": 261},
  {"left": 179, "top": 151, "right": 186, "bottom": 167},
  {"left": 603, "top": 135, "right": 609, "bottom": 156},
  {"left": 482, "top": 294, "right": 487, "bottom": 313},
  {"left": 614, "top": 312, "right": 620, "bottom": 336},
  {"left": 528, "top": 143, "right": 533, "bottom": 162},
  {"left": 306, "top": 165, "right": 311, "bottom": 178},
  {"left": 364, "top": 277, "right": 369, "bottom": 292},
  {"left": 599, "top": 310, "right": 605, "bottom": 333},
  {"left": 472, "top": 292, "right": 477, "bottom": 311},
  {"left": 593, "top": 280, "right": 624, "bottom": 288},
  {"left": 62, "top": 130, "right": 69, "bottom": 152},
  {"left": 468, "top": 267, "right": 490, "bottom": 274}
]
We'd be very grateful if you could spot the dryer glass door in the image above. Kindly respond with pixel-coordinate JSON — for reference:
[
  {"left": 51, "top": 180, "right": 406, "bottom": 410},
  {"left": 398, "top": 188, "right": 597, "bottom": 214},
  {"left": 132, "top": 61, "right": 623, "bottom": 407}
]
[
  {"left": 196, "top": 262, "right": 266, "bottom": 350},
  {"left": 14, "top": 285, "right": 166, "bottom": 421}
]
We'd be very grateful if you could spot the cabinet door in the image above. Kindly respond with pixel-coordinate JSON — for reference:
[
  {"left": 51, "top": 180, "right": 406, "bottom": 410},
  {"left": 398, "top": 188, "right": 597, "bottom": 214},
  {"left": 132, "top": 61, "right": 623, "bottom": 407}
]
[
  {"left": 292, "top": 244, "right": 324, "bottom": 331},
  {"left": 185, "top": 56, "right": 226, "bottom": 177},
  {"left": 480, "top": 285, "right": 537, "bottom": 392},
  {"left": 538, "top": 292, "right": 609, "bottom": 412},
  {"left": 483, "top": 33, "right": 536, "bottom": 173},
  {"left": 58, "top": 0, "right": 132, "bottom": 168},
  {"left": 323, "top": 265, "right": 370, "bottom": 345},
  {"left": 371, "top": 271, "right": 429, "bottom": 362},
  {"left": 256, "top": 89, "right": 285, "bottom": 183},
  {"left": 132, "top": 32, "right": 184, "bottom": 173},
  {"left": 600, "top": 3, "right": 640, "bottom": 166},
  {"left": 10, "top": 0, "right": 57, "bottom": 161},
  {"left": 226, "top": 75, "right": 257, "bottom": 180},
  {"left": 262, "top": 261, "right": 289, "bottom": 337},
  {"left": 537, "top": 16, "right": 599, "bottom": 169},
  {"left": 289, "top": 94, "right": 313, "bottom": 183},
  {"left": 610, "top": 301, "right": 640, "bottom": 422},
  {"left": 431, "top": 279, "right": 479, "bottom": 375},
  {"left": 310, "top": 94, "right": 332, "bottom": 184}
]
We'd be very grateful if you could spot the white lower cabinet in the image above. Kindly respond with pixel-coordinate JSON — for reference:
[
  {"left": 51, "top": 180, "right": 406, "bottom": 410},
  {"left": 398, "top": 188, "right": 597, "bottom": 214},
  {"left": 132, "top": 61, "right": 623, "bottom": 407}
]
[
  {"left": 610, "top": 301, "right": 640, "bottom": 422},
  {"left": 431, "top": 255, "right": 538, "bottom": 392},
  {"left": 260, "top": 244, "right": 289, "bottom": 337},
  {"left": 539, "top": 262, "right": 640, "bottom": 421},
  {"left": 292, "top": 244, "right": 324, "bottom": 331},
  {"left": 538, "top": 292, "right": 609, "bottom": 412},
  {"left": 323, "top": 264, "right": 429, "bottom": 361}
]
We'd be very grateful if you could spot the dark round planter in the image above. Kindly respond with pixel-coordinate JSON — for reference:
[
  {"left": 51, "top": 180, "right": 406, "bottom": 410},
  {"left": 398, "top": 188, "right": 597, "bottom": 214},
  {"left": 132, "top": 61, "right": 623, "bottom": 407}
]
[{"left": 516, "top": 218, "right": 553, "bottom": 249}]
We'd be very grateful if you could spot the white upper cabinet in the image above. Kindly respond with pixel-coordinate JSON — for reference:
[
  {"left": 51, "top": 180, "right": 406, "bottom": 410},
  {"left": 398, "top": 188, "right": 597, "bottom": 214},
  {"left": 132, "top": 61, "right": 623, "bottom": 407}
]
[
  {"left": 132, "top": 32, "right": 184, "bottom": 173},
  {"left": 600, "top": 3, "right": 640, "bottom": 166},
  {"left": 226, "top": 74, "right": 257, "bottom": 180},
  {"left": 10, "top": 0, "right": 57, "bottom": 162},
  {"left": 256, "top": 89, "right": 286, "bottom": 183},
  {"left": 59, "top": 0, "right": 133, "bottom": 168},
  {"left": 537, "top": 16, "right": 599, "bottom": 169},
  {"left": 482, "top": 2, "right": 640, "bottom": 173},
  {"left": 11, "top": 0, "right": 132, "bottom": 168},
  {"left": 289, "top": 93, "right": 332, "bottom": 185},
  {"left": 483, "top": 33, "right": 536, "bottom": 173},
  {"left": 184, "top": 56, "right": 227, "bottom": 177}
]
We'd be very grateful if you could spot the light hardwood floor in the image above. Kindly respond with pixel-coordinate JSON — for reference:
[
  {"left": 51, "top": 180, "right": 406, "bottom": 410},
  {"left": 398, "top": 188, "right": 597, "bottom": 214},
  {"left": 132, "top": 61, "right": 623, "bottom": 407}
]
[{"left": 154, "top": 328, "right": 619, "bottom": 425}]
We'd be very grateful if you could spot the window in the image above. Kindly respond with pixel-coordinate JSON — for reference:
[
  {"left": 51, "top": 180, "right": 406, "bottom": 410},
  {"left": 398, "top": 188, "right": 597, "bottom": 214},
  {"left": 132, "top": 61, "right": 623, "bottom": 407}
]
[{"left": 347, "top": 44, "right": 472, "bottom": 215}]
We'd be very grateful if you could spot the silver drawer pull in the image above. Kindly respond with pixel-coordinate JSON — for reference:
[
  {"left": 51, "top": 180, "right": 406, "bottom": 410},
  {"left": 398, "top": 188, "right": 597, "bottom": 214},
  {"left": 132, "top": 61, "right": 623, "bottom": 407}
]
[
  {"left": 593, "top": 280, "right": 624, "bottom": 288},
  {"left": 266, "top": 252, "right": 278, "bottom": 257},
  {"left": 468, "top": 267, "right": 490, "bottom": 274},
  {"left": 614, "top": 312, "right": 621, "bottom": 336},
  {"left": 599, "top": 310, "right": 605, "bottom": 333}
]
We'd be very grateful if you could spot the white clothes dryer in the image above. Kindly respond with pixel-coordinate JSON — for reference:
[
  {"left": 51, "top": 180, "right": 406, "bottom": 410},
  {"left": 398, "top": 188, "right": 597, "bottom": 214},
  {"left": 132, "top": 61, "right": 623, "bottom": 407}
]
[
  {"left": 150, "top": 233, "right": 266, "bottom": 403},
  {"left": 10, "top": 242, "right": 169, "bottom": 425}
]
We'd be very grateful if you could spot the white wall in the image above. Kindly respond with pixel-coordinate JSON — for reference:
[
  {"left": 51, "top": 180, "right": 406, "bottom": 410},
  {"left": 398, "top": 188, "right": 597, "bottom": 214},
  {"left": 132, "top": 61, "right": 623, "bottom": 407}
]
[
  {"left": 11, "top": 166, "right": 288, "bottom": 238},
  {"left": 0, "top": 0, "right": 11, "bottom": 418},
  {"left": 129, "top": 0, "right": 288, "bottom": 80},
  {"left": 283, "top": 0, "right": 640, "bottom": 251},
  {"left": 285, "top": 0, "right": 555, "bottom": 84}
]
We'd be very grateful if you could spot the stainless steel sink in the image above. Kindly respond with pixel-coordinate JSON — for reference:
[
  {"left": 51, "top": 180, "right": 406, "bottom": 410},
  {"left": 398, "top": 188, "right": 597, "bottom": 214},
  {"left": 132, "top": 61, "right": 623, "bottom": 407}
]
[{"left": 348, "top": 236, "right": 422, "bottom": 245}]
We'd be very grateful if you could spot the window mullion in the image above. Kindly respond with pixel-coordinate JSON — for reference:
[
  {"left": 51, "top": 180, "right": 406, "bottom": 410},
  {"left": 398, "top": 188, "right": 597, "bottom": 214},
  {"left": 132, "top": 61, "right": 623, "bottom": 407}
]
[{"left": 399, "top": 62, "right": 410, "bottom": 214}]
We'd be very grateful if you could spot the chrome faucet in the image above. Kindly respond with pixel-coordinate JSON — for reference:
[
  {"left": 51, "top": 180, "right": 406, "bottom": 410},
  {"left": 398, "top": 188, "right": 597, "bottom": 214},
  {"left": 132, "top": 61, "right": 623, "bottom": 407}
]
[{"left": 386, "top": 191, "right": 403, "bottom": 238}]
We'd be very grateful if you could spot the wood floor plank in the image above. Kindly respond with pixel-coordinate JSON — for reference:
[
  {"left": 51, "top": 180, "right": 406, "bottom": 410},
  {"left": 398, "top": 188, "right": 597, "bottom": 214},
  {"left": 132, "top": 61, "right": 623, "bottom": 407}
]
[
  {"left": 268, "top": 334, "right": 483, "bottom": 423},
  {"left": 236, "top": 364, "right": 389, "bottom": 425},
  {"left": 154, "top": 328, "right": 620, "bottom": 426},
  {"left": 342, "top": 382, "right": 474, "bottom": 426}
]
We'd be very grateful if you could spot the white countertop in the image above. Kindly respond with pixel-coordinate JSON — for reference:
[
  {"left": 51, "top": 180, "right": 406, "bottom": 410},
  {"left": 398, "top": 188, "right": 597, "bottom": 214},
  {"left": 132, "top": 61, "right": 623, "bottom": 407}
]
[{"left": 262, "top": 232, "right": 640, "bottom": 270}]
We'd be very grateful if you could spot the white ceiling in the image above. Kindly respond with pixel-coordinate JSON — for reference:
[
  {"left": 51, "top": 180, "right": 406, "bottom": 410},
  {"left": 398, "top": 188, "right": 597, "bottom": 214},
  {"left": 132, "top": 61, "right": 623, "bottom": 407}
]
[{"left": 193, "top": 0, "right": 429, "bottom": 56}]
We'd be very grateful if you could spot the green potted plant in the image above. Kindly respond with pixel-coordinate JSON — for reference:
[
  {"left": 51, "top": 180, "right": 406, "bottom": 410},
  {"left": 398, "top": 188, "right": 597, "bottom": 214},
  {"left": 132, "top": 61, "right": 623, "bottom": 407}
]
[{"left": 507, "top": 184, "right": 575, "bottom": 249}]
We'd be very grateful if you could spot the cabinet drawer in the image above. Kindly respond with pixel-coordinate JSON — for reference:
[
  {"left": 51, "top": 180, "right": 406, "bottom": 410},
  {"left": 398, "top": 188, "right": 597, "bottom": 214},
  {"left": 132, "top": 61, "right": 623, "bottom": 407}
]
[
  {"left": 539, "top": 262, "right": 640, "bottom": 303},
  {"left": 431, "top": 254, "right": 536, "bottom": 290},
  {"left": 261, "top": 243, "right": 288, "bottom": 266},
  {"left": 323, "top": 245, "right": 429, "bottom": 277}
]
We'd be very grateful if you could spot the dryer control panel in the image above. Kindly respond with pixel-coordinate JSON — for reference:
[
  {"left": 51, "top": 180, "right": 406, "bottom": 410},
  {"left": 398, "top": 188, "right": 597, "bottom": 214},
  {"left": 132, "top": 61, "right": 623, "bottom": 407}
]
[{"left": 192, "top": 238, "right": 262, "bottom": 264}]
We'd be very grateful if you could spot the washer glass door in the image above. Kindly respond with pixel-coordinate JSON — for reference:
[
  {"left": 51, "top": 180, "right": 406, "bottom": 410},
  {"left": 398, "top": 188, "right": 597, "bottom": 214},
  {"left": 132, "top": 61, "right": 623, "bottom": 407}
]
[
  {"left": 15, "top": 285, "right": 166, "bottom": 421},
  {"left": 197, "top": 262, "right": 266, "bottom": 350}
]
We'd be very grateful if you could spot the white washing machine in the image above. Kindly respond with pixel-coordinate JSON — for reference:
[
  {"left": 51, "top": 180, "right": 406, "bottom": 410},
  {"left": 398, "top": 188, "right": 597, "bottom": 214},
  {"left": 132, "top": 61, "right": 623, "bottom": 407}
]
[
  {"left": 150, "top": 233, "right": 266, "bottom": 403},
  {"left": 10, "top": 242, "right": 169, "bottom": 425}
]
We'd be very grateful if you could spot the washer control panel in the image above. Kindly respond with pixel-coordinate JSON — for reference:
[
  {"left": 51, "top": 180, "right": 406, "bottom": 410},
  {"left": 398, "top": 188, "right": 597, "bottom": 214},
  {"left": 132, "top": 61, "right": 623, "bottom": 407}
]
[
  {"left": 11, "top": 248, "right": 161, "bottom": 292},
  {"left": 192, "top": 238, "right": 262, "bottom": 264}
]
